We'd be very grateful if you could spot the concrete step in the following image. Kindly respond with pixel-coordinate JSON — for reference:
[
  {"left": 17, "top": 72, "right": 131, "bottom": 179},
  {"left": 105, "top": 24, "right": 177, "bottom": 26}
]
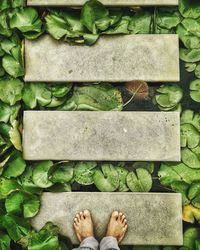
[
  {"left": 23, "top": 111, "right": 180, "bottom": 161},
  {"left": 27, "top": 0, "right": 178, "bottom": 6},
  {"left": 31, "top": 192, "right": 183, "bottom": 245},
  {"left": 24, "top": 35, "right": 180, "bottom": 83}
]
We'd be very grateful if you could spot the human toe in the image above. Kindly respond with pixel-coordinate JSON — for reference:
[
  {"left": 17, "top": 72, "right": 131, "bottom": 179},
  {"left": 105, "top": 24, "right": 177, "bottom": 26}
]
[{"left": 111, "top": 211, "right": 119, "bottom": 220}]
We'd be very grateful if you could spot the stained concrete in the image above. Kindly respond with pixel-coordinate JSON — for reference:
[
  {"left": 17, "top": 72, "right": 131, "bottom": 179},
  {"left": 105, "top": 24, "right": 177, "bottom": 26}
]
[
  {"left": 27, "top": 0, "right": 178, "bottom": 6},
  {"left": 24, "top": 35, "right": 180, "bottom": 82},
  {"left": 31, "top": 192, "right": 183, "bottom": 245},
  {"left": 23, "top": 111, "right": 181, "bottom": 161}
]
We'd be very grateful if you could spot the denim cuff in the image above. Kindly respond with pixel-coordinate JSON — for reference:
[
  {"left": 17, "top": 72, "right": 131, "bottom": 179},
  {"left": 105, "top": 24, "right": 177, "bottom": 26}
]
[
  {"left": 80, "top": 236, "right": 99, "bottom": 250},
  {"left": 100, "top": 236, "right": 120, "bottom": 250}
]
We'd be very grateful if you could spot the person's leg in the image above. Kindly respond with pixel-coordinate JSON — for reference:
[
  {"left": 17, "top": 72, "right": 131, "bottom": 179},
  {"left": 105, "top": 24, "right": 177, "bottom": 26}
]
[
  {"left": 100, "top": 211, "right": 128, "bottom": 250},
  {"left": 73, "top": 210, "right": 99, "bottom": 250}
]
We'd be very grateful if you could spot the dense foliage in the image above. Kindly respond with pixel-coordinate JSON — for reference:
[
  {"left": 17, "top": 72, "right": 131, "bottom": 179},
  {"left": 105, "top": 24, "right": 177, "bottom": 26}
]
[{"left": 0, "top": 0, "right": 200, "bottom": 249}]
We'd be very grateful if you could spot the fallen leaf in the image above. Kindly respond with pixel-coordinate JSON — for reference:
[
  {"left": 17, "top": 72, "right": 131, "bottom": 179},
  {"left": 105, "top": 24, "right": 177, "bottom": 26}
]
[
  {"left": 183, "top": 204, "right": 200, "bottom": 224},
  {"left": 125, "top": 80, "right": 149, "bottom": 100}
]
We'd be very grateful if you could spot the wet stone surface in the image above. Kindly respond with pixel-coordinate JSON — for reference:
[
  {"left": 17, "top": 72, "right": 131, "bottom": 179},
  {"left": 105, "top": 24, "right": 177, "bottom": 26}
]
[
  {"left": 31, "top": 192, "right": 183, "bottom": 245},
  {"left": 27, "top": 0, "right": 178, "bottom": 6},
  {"left": 24, "top": 35, "right": 180, "bottom": 83},
  {"left": 23, "top": 111, "right": 181, "bottom": 161}
]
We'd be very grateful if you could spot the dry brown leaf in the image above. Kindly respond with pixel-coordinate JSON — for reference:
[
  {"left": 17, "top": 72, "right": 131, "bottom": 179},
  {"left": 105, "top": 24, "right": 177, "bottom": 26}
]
[{"left": 125, "top": 80, "right": 149, "bottom": 100}]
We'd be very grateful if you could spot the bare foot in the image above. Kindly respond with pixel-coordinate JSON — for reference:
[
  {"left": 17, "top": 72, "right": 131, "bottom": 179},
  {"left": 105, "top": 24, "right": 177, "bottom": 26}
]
[
  {"left": 73, "top": 210, "right": 94, "bottom": 242},
  {"left": 106, "top": 211, "right": 128, "bottom": 243}
]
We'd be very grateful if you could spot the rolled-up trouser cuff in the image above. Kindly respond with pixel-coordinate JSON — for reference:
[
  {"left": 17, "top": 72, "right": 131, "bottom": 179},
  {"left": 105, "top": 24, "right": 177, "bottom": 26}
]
[
  {"left": 80, "top": 236, "right": 99, "bottom": 250},
  {"left": 100, "top": 236, "right": 120, "bottom": 250}
]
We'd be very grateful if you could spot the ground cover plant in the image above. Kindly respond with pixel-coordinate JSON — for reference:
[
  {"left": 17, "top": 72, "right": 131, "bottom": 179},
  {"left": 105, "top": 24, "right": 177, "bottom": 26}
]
[{"left": 0, "top": 0, "right": 200, "bottom": 249}]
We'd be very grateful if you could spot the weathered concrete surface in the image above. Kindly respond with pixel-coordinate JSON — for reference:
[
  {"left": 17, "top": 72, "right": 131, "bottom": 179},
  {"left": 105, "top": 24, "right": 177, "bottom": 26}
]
[
  {"left": 24, "top": 35, "right": 180, "bottom": 82},
  {"left": 31, "top": 192, "right": 183, "bottom": 245},
  {"left": 27, "top": 0, "right": 178, "bottom": 6},
  {"left": 23, "top": 111, "right": 180, "bottom": 161}
]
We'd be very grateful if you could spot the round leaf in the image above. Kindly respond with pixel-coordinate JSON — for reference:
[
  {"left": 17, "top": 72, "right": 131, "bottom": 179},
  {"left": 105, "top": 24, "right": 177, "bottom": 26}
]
[
  {"left": 126, "top": 168, "right": 152, "bottom": 192},
  {"left": 181, "top": 123, "right": 200, "bottom": 149},
  {"left": 32, "top": 161, "right": 53, "bottom": 188},
  {"left": 93, "top": 164, "right": 119, "bottom": 192},
  {"left": 22, "top": 83, "right": 52, "bottom": 109},
  {"left": 74, "top": 161, "right": 97, "bottom": 185},
  {"left": 0, "top": 79, "right": 23, "bottom": 105},
  {"left": 188, "top": 182, "right": 200, "bottom": 208},
  {"left": 116, "top": 166, "right": 129, "bottom": 192},
  {"left": 3, "top": 151, "right": 26, "bottom": 178},
  {"left": 190, "top": 79, "right": 200, "bottom": 103},
  {"left": 155, "top": 84, "right": 183, "bottom": 108},
  {"left": 50, "top": 162, "right": 74, "bottom": 184},
  {"left": 5, "top": 190, "right": 40, "bottom": 218},
  {"left": 181, "top": 148, "right": 200, "bottom": 169}
]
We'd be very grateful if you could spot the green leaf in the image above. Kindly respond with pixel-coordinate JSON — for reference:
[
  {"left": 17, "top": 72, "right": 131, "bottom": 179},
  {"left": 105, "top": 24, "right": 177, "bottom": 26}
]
[
  {"left": 181, "top": 124, "right": 200, "bottom": 149},
  {"left": 74, "top": 161, "right": 97, "bottom": 185},
  {"left": 155, "top": 84, "right": 183, "bottom": 108},
  {"left": 181, "top": 110, "right": 200, "bottom": 132},
  {"left": 10, "top": 7, "right": 42, "bottom": 34},
  {"left": 183, "top": 228, "right": 200, "bottom": 250},
  {"left": 49, "top": 83, "right": 72, "bottom": 98},
  {"left": 0, "top": 10, "right": 12, "bottom": 37},
  {"left": 163, "top": 247, "right": 177, "bottom": 250},
  {"left": 159, "top": 162, "right": 200, "bottom": 186},
  {"left": 195, "top": 64, "right": 200, "bottom": 78},
  {"left": 185, "top": 63, "right": 197, "bottom": 72},
  {"left": 182, "top": 148, "right": 200, "bottom": 169},
  {"left": 131, "top": 162, "right": 154, "bottom": 174},
  {"left": 27, "top": 222, "right": 60, "bottom": 250},
  {"left": 0, "top": 0, "right": 10, "bottom": 11},
  {"left": 133, "top": 246, "right": 160, "bottom": 250},
  {"left": 59, "top": 83, "right": 123, "bottom": 111},
  {"left": 22, "top": 83, "right": 52, "bottom": 109},
  {"left": 190, "top": 79, "right": 200, "bottom": 103},
  {"left": 2, "top": 214, "right": 30, "bottom": 241},
  {"left": 188, "top": 182, "right": 200, "bottom": 208},
  {"left": 192, "top": 145, "right": 200, "bottom": 159},
  {"left": 5, "top": 190, "right": 40, "bottom": 218},
  {"left": 126, "top": 168, "right": 152, "bottom": 192},
  {"left": 116, "top": 166, "right": 129, "bottom": 192},
  {"left": 105, "top": 16, "right": 131, "bottom": 34},
  {"left": 128, "top": 11, "right": 152, "bottom": 34},
  {"left": 93, "top": 164, "right": 119, "bottom": 192},
  {"left": 45, "top": 13, "right": 70, "bottom": 40},
  {"left": 12, "top": 0, "right": 26, "bottom": 8},
  {"left": 180, "top": 48, "right": 200, "bottom": 63},
  {"left": 0, "top": 101, "right": 20, "bottom": 123},
  {"left": 156, "top": 9, "right": 181, "bottom": 30},
  {"left": 2, "top": 54, "right": 24, "bottom": 78},
  {"left": 3, "top": 151, "right": 26, "bottom": 178},
  {"left": 0, "top": 79, "right": 23, "bottom": 106},
  {"left": 179, "top": 0, "right": 200, "bottom": 19},
  {"left": 50, "top": 162, "right": 74, "bottom": 184},
  {"left": 48, "top": 183, "right": 72, "bottom": 192},
  {"left": 18, "top": 165, "right": 42, "bottom": 194},
  {"left": 81, "top": 0, "right": 109, "bottom": 33},
  {"left": 0, "top": 178, "right": 21, "bottom": 199},
  {"left": 0, "top": 232, "right": 10, "bottom": 250},
  {"left": 171, "top": 181, "right": 190, "bottom": 205},
  {"left": 32, "top": 161, "right": 53, "bottom": 188},
  {"left": 181, "top": 18, "right": 200, "bottom": 38}
]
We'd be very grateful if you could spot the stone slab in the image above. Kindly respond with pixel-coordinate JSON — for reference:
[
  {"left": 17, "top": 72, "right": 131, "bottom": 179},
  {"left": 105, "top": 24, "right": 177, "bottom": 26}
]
[
  {"left": 24, "top": 35, "right": 180, "bottom": 82},
  {"left": 31, "top": 192, "right": 183, "bottom": 245},
  {"left": 27, "top": 0, "right": 178, "bottom": 6},
  {"left": 23, "top": 111, "right": 181, "bottom": 161}
]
